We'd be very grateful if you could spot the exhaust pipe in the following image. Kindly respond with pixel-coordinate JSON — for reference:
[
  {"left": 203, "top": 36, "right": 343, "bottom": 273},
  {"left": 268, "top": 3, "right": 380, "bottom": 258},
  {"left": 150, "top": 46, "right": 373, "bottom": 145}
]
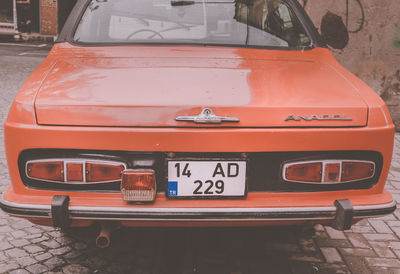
[
  {"left": 96, "top": 229, "right": 111, "bottom": 248},
  {"left": 96, "top": 222, "right": 120, "bottom": 248}
]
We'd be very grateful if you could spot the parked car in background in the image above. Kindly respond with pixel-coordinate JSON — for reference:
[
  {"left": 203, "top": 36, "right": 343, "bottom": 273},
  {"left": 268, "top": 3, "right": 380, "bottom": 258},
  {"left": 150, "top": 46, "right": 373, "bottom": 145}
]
[{"left": 0, "top": 0, "right": 395, "bottom": 248}]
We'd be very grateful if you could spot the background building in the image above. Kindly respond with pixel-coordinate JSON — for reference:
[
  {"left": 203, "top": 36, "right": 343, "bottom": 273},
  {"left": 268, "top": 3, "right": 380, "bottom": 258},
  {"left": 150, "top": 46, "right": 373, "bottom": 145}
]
[{"left": 16, "top": 0, "right": 76, "bottom": 37}]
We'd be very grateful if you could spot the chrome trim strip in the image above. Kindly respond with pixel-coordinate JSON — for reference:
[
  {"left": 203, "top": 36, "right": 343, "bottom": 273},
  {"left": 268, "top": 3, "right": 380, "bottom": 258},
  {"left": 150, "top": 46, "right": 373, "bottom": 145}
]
[
  {"left": 68, "top": 205, "right": 337, "bottom": 213},
  {"left": 353, "top": 200, "right": 397, "bottom": 211},
  {"left": 70, "top": 217, "right": 336, "bottom": 222},
  {"left": 0, "top": 196, "right": 51, "bottom": 211}
]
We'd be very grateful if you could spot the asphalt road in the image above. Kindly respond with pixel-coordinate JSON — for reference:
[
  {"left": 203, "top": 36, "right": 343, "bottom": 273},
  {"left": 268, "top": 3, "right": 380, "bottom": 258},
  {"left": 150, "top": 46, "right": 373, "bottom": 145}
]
[{"left": 0, "top": 40, "right": 400, "bottom": 274}]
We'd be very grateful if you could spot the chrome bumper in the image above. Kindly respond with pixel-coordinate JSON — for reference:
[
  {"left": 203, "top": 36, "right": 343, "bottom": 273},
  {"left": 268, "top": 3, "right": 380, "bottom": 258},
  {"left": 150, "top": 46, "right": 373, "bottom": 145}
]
[{"left": 0, "top": 194, "right": 395, "bottom": 229}]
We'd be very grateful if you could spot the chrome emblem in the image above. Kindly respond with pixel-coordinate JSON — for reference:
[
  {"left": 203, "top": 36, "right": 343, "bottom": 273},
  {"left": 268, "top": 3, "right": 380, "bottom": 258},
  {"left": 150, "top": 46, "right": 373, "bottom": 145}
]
[
  {"left": 285, "top": 114, "right": 353, "bottom": 121},
  {"left": 176, "top": 108, "right": 239, "bottom": 124}
]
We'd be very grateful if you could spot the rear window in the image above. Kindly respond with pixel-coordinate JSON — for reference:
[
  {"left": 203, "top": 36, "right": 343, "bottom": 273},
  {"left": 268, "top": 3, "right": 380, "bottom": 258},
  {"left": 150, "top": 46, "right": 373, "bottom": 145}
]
[{"left": 74, "top": 0, "right": 312, "bottom": 48}]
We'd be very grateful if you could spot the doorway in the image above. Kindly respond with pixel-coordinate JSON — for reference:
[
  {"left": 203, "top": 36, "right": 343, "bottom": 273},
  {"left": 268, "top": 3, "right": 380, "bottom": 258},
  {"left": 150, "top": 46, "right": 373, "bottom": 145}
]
[
  {"left": 16, "top": 0, "right": 39, "bottom": 33},
  {"left": 58, "top": 0, "right": 77, "bottom": 33}
]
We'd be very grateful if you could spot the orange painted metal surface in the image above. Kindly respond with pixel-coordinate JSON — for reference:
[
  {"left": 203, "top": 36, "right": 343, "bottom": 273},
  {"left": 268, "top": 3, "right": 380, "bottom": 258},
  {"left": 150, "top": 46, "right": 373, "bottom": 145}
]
[
  {"left": 34, "top": 45, "right": 368, "bottom": 127},
  {"left": 2, "top": 42, "right": 395, "bottom": 227}
]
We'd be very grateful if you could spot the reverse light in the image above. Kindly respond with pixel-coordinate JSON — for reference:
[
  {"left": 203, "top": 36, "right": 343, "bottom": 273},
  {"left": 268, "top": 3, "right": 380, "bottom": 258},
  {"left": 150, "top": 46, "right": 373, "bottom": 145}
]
[
  {"left": 324, "top": 163, "right": 340, "bottom": 183},
  {"left": 26, "top": 159, "right": 126, "bottom": 183},
  {"left": 121, "top": 170, "right": 156, "bottom": 202},
  {"left": 283, "top": 160, "right": 375, "bottom": 184}
]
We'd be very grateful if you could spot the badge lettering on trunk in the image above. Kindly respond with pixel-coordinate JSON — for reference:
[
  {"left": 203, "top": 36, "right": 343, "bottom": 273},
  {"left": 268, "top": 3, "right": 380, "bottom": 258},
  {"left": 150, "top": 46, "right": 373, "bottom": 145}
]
[
  {"left": 176, "top": 108, "right": 239, "bottom": 124},
  {"left": 285, "top": 114, "right": 353, "bottom": 121}
]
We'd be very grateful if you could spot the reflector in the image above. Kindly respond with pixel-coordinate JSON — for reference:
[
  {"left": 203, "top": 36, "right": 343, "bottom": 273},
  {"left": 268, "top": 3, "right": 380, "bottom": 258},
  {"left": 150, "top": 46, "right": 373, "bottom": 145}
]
[
  {"left": 86, "top": 162, "right": 125, "bottom": 183},
  {"left": 27, "top": 161, "right": 64, "bottom": 182},
  {"left": 323, "top": 163, "right": 340, "bottom": 183},
  {"left": 285, "top": 162, "right": 322, "bottom": 183},
  {"left": 341, "top": 161, "right": 375, "bottom": 182},
  {"left": 66, "top": 163, "right": 83, "bottom": 182},
  {"left": 121, "top": 170, "right": 156, "bottom": 202}
]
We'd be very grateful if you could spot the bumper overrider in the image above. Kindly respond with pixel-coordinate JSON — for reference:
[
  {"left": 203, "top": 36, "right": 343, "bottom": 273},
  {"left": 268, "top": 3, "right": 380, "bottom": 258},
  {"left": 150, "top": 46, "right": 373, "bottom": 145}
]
[{"left": 0, "top": 194, "right": 396, "bottom": 231}]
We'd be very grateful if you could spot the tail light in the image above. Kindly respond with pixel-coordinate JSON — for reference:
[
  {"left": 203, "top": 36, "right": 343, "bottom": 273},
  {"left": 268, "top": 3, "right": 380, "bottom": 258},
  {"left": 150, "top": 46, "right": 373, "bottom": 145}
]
[
  {"left": 283, "top": 160, "right": 375, "bottom": 184},
  {"left": 66, "top": 163, "right": 83, "bottom": 181},
  {"left": 26, "top": 159, "right": 126, "bottom": 183},
  {"left": 85, "top": 162, "right": 125, "bottom": 183},
  {"left": 324, "top": 163, "right": 340, "bottom": 183},
  {"left": 27, "top": 161, "right": 64, "bottom": 182},
  {"left": 342, "top": 161, "right": 375, "bottom": 182},
  {"left": 121, "top": 170, "right": 156, "bottom": 202},
  {"left": 284, "top": 162, "right": 322, "bottom": 183}
]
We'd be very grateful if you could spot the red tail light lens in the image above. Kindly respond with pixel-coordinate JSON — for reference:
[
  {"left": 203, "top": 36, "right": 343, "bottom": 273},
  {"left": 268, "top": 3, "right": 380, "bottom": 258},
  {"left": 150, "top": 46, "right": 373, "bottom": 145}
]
[
  {"left": 284, "top": 162, "right": 322, "bottom": 183},
  {"left": 341, "top": 161, "right": 375, "bottom": 182},
  {"left": 324, "top": 163, "right": 340, "bottom": 183},
  {"left": 283, "top": 160, "right": 375, "bottom": 184},
  {"left": 66, "top": 163, "right": 83, "bottom": 182},
  {"left": 121, "top": 170, "right": 156, "bottom": 202},
  {"left": 86, "top": 162, "right": 125, "bottom": 183},
  {"left": 26, "top": 161, "right": 64, "bottom": 182}
]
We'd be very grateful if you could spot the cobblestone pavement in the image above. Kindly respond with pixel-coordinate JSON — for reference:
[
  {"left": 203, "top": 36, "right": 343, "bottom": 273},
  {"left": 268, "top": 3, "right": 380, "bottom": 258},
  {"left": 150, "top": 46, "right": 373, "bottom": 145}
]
[{"left": 0, "top": 42, "right": 400, "bottom": 273}]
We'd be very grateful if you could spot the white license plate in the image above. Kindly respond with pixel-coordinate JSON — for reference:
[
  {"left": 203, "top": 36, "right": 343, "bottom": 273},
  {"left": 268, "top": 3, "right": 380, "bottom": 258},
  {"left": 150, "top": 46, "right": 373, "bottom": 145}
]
[{"left": 167, "top": 161, "right": 246, "bottom": 198}]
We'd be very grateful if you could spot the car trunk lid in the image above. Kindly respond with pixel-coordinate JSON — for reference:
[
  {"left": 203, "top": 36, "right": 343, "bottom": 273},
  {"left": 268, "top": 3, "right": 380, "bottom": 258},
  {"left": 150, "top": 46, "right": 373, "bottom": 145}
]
[{"left": 35, "top": 55, "right": 368, "bottom": 128}]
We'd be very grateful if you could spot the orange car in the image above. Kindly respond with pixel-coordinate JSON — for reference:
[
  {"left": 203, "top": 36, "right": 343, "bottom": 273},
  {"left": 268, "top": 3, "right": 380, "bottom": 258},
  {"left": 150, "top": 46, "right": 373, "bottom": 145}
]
[{"left": 0, "top": 0, "right": 395, "bottom": 245}]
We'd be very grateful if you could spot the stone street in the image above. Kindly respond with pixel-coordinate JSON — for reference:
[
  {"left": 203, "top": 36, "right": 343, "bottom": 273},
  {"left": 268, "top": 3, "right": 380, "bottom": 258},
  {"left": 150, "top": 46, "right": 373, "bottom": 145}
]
[{"left": 0, "top": 41, "right": 400, "bottom": 273}]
